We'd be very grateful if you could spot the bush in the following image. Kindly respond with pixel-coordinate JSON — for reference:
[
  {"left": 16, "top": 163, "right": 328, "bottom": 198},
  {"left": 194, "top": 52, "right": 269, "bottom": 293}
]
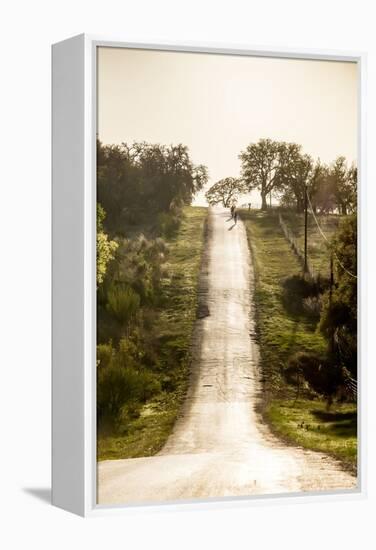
[
  {"left": 97, "top": 204, "right": 118, "bottom": 286},
  {"left": 97, "top": 335, "right": 162, "bottom": 426},
  {"left": 157, "top": 212, "right": 180, "bottom": 238},
  {"left": 97, "top": 361, "right": 161, "bottom": 422},
  {"left": 117, "top": 402, "right": 142, "bottom": 428},
  {"left": 281, "top": 274, "right": 325, "bottom": 315},
  {"left": 302, "top": 296, "right": 322, "bottom": 319},
  {"left": 108, "top": 235, "right": 169, "bottom": 307},
  {"left": 286, "top": 351, "right": 342, "bottom": 407},
  {"left": 97, "top": 342, "right": 114, "bottom": 369},
  {"left": 97, "top": 364, "right": 136, "bottom": 419},
  {"left": 106, "top": 285, "right": 140, "bottom": 326}
]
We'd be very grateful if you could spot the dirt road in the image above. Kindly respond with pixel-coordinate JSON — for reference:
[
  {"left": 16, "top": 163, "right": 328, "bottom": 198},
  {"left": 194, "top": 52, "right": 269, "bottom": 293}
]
[{"left": 98, "top": 207, "right": 356, "bottom": 505}]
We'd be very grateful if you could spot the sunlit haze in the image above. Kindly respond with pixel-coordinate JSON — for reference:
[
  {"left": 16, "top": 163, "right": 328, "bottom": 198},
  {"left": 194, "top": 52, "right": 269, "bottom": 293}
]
[{"left": 97, "top": 47, "right": 357, "bottom": 207}]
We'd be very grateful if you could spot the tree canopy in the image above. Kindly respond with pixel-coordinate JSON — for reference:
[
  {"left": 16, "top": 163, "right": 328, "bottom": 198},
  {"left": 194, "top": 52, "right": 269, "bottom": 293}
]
[
  {"left": 328, "top": 157, "right": 357, "bottom": 215},
  {"left": 239, "top": 138, "right": 357, "bottom": 213},
  {"left": 97, "top": 140, "right": 208, "bottom": 233},
  {"left": 205, "top": 177, "right": 246, "bottom": 207},
  {"left": 239, "top": 139, "right": 292, "bottom": 210}
]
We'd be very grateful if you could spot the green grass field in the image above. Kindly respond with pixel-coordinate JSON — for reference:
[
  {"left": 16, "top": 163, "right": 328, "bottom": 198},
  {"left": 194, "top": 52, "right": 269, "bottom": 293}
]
[
  {"left": 267, "top": 400, "right": 357, "bottom": 472},
  {"left": 241, "top": 209, "right": 356, "bottom": 471},
  {"left": 98, "top": 206, "right": 208, "bottom": 460},
  {"left": 242, "top": 210, "right": 326, "bottom": 395},
  {"left": 281, "top": 211, "right": 341, "bottom": 278}
]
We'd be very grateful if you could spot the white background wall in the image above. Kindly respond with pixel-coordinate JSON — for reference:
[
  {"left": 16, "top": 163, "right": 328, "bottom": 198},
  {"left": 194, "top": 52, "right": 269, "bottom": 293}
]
[{"left": 1, "top": 1, "right": 375, "bottom": 548}]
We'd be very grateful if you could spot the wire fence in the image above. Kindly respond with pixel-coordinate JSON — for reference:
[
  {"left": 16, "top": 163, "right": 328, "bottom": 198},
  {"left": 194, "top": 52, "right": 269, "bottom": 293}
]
[
  {"left": 279, "top": 209, "right": 358, "bottom": 398},
  {"left": 278, "top": 213, "right": 317, "bottom": 279},
  {"left": 306, "top": 192, "right": 357, "bottom": 280}
]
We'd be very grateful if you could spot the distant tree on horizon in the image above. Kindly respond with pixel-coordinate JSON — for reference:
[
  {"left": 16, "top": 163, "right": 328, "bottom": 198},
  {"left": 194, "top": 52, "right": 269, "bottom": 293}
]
[
  {"left": 328, "top": 157, "right": 357, "bottom": 215},
  {"left": 239, "top": 139, "right": 294, "bottom": 210},
  {"left": 278, "top": 147, "right": 313, "bottom": 213},
  {"left": 205, "top": 177, "right": 246, "bottom": 208},
  {"left": 240, "top": 139, "right": 357, "bottom": 215}
]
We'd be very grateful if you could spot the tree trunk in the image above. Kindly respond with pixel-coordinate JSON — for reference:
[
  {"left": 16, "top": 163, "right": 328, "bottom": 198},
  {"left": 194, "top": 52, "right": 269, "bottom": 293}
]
[{"left": 261, "top": 192, "right": 268, "bottom": 210}]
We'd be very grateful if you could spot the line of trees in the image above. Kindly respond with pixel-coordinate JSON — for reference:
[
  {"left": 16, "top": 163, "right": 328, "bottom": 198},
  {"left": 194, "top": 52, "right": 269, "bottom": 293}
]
[
  {"left": 205, "top": 138, "right": 358, "bottom": 406},
  {"left": 97, "top": 140, "right": 208, "bottom": 431},
  {"left": 205, "top": 138, "right": 357, "bottom": 215},
  {"left": 98, "top": 140, "right": 208, "bottom": 234}
]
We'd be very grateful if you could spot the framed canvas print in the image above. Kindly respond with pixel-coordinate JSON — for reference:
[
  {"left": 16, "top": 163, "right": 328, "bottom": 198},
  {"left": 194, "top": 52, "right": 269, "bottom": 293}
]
[{"left": 52, "top": 35, "right": 366, "bottom": 516}]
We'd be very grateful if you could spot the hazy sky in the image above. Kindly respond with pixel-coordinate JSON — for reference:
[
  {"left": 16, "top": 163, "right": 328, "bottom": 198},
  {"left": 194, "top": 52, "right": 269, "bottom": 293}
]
[{"left": 97, "top": 47, "right": 357, "bottom": 206}]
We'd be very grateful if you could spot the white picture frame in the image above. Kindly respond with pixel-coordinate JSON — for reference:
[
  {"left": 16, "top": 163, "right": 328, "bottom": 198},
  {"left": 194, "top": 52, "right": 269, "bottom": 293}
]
[{"left": 52, "top": 34, "right": 366, "bottom": 517}]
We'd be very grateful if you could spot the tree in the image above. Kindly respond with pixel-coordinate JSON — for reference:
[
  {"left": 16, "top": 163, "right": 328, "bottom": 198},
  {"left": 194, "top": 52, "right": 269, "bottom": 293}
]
[
  {"left": 205, "top": 177, "right": 246, "bottom": 207},
  {"left": 97, "top": 140, "right": 208, "bottom": 231},
  {"left": 279, "top": 149, "right": 313, "bottom": 213},
  {"left": 239, "top": 139, "right": 294, "bottom": 210},
  {"left": 346, "top": 164, "right": 358, "bottom": 214},
  {"left": 106, "top": 285, "right": 141, "bottom": 331},
  {"left": 97, "top": 204, "right": 118, "bottom": 286},
  {"left": 276, "top": 147, "right": 332, "bottom": 214},
  {"left": 128, "top": 142, "right": 208, "bottom": 212},
  {"left": 286, "top": 351, "right": 343, "bottom": 408},
  {"left": 328, "top": 157, "right": 357, "bottom": 215},
  {"left": 310, "top": 162, "right": 337, "bottom": 214},
  {"left": 309, "top": 161, "right": 330, "bottom": 213}
]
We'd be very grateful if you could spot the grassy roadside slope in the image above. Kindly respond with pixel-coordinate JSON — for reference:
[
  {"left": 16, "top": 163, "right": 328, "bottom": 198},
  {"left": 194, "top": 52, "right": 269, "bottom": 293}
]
[
  {"left": 98, "top": 206, "right": 208, "bottom": 460},
  {"left": 282, "top": 211, "right": 341, "bottom": 278},
  {"left": 241, "top": 209, "right": 357, "bottom": 472}
]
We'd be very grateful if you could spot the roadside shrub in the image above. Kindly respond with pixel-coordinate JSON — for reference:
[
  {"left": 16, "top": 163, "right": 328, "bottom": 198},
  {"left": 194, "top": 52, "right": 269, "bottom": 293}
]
[
  {"left": 97, "top": 363, "right": 161, "bottom": 422},
  {"left": 97, "top": 364, "right": 138, "bottom": 419},
  {"left": 117, "top": 402, "right": 142, "bottom": 428},
  {"left": 106, "top": 285, "right": 140, "bottom": 326},
  {"left": 110, "top": 236, "right": 169, "bottom": 306},
  {"left": 116, "top": 336, "right": 142, "bottom": 367},
  {"left": 97, "top": 204, "right": 118, "bottom": 286},
  {"left": 157, "top": 212, "right": 180, "bottom": 238},
  {"left": 96, "top": 342, "right": 114, "bottom": 369},
  {"left": 134, "top": 370, "right": 161, "bottom": 401},
  {"left": 302, "top": 296, "right": 322, "bottom": 319},
  {"left": 286, "top": 351, "right": 342, "bottom": 407},
  {"left": 281, "top": 275, "right": 320, "bottom": 315},
  {"left": 97, "top": 334, "right": 162, "bottom": 426}
]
